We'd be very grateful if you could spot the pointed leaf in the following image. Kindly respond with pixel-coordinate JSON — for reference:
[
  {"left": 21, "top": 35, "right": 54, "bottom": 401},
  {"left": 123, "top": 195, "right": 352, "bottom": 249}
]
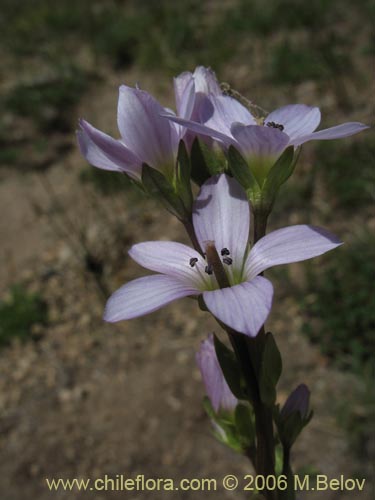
[
  {"left": 176, "top": 140, "right": 193, "bottom": 212},
  {"left": 227, "top": 145, "right": 262, "bottom": 205},
  {"left": 259, "top": 332, "right": 282, "bottom": 406},
  {"left": 213, "top": 334, "right": 246, "bottom": 400},
  {"left": 235, "top": 403, "right": 255, "bottom": 448},
  {"left": 142, "top": 164, "right": 187, "bottom": 219},
  {"left": 190, "top": 138, "right": 212, "bottom": 186}
]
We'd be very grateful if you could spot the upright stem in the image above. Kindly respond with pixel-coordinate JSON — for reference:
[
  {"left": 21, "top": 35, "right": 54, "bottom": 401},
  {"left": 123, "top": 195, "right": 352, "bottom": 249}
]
[
  {"left": 250, "top": 208, "right": 278, "bottom": 498},
  {"left": 280, "top": 446, "right": 295, "bottom": 500},
  {"left": 227, "top": 327, "right": 276, "bottom": 500},
  {"left": 183, "top": 206, "right": 278, "bottom": 500}
]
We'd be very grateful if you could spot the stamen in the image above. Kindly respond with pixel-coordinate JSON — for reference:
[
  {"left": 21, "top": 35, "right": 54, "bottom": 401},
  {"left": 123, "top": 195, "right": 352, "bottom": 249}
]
[
  {"left": 205, "top": 264, "right": 213, "bottom": 275},
  {"left": 189, "top": 257, "right": 198, "bottom": 267},
  {"left": 205, "top": 242, "right": 230, "bottom": 288},
  {"left": 266, "top": 121, "right": 284, "bottom": 131},
  {"left": 222, "top": 257, "right": 233, "bottom": 265},
  {"left": 221, "top": 248, "right": 230, "bottom": 256}
]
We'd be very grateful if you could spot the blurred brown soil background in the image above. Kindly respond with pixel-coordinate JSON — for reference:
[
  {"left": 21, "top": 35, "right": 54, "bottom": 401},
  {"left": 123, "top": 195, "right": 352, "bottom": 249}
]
[{"left": 0, "top": 1, "right": 374, "bottom": 499}]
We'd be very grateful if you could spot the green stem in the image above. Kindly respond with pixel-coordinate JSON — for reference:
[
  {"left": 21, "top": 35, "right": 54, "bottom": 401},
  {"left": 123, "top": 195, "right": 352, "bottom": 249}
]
[
  {"left": 280, "top": 446, "right": 295, "bottom": 500},
  {"left": 227, "top": 329, "right": 277, "bottom": 500}
]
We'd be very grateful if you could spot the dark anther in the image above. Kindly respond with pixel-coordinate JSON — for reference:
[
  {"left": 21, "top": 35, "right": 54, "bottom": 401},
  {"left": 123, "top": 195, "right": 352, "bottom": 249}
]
[
  {"left": 205, "top": 264, "right": 213, "bottom": 275},
  {"left": 189, "top": 257, "right": 198, "bottom": 267},
  {"left": 266, "top": 121, "right": 284, "bottom": 131},
  {"left": 222, "top": 257, "right": 233, "bottom": 265},
  {"left": 221, "top": 248, "right": 230, "bottom": 256}
]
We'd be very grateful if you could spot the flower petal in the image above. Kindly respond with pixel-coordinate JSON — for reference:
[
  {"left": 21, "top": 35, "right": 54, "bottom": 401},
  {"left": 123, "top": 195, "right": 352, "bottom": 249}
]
[
  {"left": 174, "top": 72, "right": 195, "bottom": 119},
  {"left": 245, "top": 225, "right": 342, "bottom": 280},
  {"left": 77, "top": 119, "right": 142, "bottom": 178},
  {"left": 161, "top": 112, "right": 234, "bottom": 147},
  {"left": 117, "top": 86, "right": 178, "bottom": 168},
  {"left": 193, "top": 66, "right": 222, "bottom": 95},
  {"left": 231, "top": 124, "right": 289, "bottom": 160},
  {"left": 129, "top": 241, "right": 204, "bottom": 288},
  {"left": 193, "top": 174, "right": 250, "bottom": 267},
  {"left": 196, "top": 334, "right": 237, "bottom": 412},
  {"left": 104, "top": 275, "right": 197, "bottom": 322},
  {"left": 292, "top": 122, "right": 370, "bottom": 146},
  {"left": 264, "top": 104, "right": 321, "bottom": 143},
  {"left": 200, "top": 95, "right": 257, "bottom": 136},
  {"left": 203, "top": 276, "right": 274, "bottom": 337}
]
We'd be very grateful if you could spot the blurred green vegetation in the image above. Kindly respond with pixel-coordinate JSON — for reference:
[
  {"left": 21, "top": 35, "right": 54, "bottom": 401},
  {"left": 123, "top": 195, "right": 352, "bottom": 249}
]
[
  {"left": 0, "top": 286, "right": 47, "bottom": 346},
  {"left": 79, "top": 167, "right": 134, "bottom": 195},
  {"left": 5, "top": 67, "right": 89, "bottom": 133},
  {"left": 302, "top": 232, "right": 375, "bottom": 371},
  {"left": 315, "top": 138, "right": 375, "bottom": 209}
]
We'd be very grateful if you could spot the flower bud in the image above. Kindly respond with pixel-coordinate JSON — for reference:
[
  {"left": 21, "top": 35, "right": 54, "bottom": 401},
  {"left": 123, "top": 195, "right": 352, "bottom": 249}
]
[
  {"left": 196, "top": 334, "right": 237, "bottom": 413},
  {"left": 280, "top": 384, "right": 310, "bottom": 420}
]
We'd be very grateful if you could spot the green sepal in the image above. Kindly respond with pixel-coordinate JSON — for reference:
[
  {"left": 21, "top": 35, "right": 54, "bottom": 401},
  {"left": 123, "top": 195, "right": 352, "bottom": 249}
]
[
  {"left": 190, "top": 139, "right": 226, "bottom": 185},
  {"left": 190, "top": 138, "right": 211, "bottom": 186},
  {"left": 202, "top": 397, "right": 242, "bottom": 452},
  {"left": 259, "top": 332, "right": 282, "bottom": 406},
  {"left": 261, "top": 146, "right": 298, "bottom": 210},
  {"left": 213, "top": 334, "right": 246, "bottom": 400},
  {"left": 141, "top": 164, "right": 187, "bottom": 219},
  {"left": 274, "top": 405, "right": 314, "bottom": 448},
  {"left": 197, "top": 295, "right": 208, "bottom": 312},
  {"left": 176, "top": 140, "right": 193, "bottom": 213},
  {"left": 234, "top": 403, "right": 255, "bottom": 448},
  {"left": 228, "top": 145, "right": 262, "bottom": 204}
]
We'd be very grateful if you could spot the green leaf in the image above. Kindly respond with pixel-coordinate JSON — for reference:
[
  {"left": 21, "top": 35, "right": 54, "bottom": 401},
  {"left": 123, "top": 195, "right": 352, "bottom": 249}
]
[
  {"left": 259, "top": 332, "right": 282, "bottom": 406},
  {"left": 190, "top": 138, "right": 212, "bottom": 186},
  {"left": 235, "top": 403, "right": 255, "bottom": 447},
  {"left": 213, "top": 334, "right": 246, "bottom": 400},
  {"left": 176, "top": 140, "right": 193, "bottom": 212},
  {"left": 262, "top": 146, "right": 297, "bottom": 208},
  {"left": 190, "top": 138, "right": 225, "bottom": 185},
  {"left": 227, "top": 145, "right": 262, "bottom": 204},
  {"left": 141, "top": 164, "right": 187, "bottom": 219}
]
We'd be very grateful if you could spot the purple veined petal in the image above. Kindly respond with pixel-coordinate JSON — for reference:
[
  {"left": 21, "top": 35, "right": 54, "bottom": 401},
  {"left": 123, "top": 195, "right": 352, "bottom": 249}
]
[
  {"left": 292, "top": 122, "right": 370, "bottom": 146},
  {"left": 264, "top": 104, "right": 321, "bottom": 144},
  {"left": 203, "top": 276, "right": 274, "bottom": 337},
  {"left": 231, "top": 123, "right": 289, "bottom": 161},
  {"left": 104, "top": 275, "right": 198, "bottom": 322},
  {"left": 129, "top": 241, "right": 205, "bottom": 289},
  {"left": 161, "top": 112, "right": 235, "bottom": 148},
  {"left": 245, "top": 225, "right": 342, "bottom": 280},
  {"left": 193, "top": 66, "right": 222, "bottom": 95},
  {"left": 117, "top": 85, "right": 179, "bottom": 169},
  {"left": 196, "top": 334, "right": 237, "bottom": 412},
  {"left": 200, "top": 95, "right": 257, "bottom": 136},
  {"left": 193, "top": 174, "right": 250, "bottom": 268},
  {"left": 77, "top": 119, "right": 142, "bottom": 179},
  {"left": 174, "top": 72, "right": 196, "bottom": 119}
]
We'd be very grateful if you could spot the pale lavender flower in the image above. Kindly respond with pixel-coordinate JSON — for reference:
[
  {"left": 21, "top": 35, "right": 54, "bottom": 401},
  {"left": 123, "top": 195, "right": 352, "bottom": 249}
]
[
  {"left": 173, "top": 66, "right": 222, "bottom": 148},
  {"left": 196, "top": 334, "right": 237, "bottom": 412},
  {"left": 104, "top": 174, "right": 341, "bottom": 337},
  {"left": 280, "top": 384, "right": 310, "bottom": 420},
  {"left": 78, "top": 69, "right": 222, "bottom": 180},
  {"left": 77, "top": 86, "right": 181, "bottom": 181},
  {"left": 164, "top": 95, "right": 369, "bottom": 173}
]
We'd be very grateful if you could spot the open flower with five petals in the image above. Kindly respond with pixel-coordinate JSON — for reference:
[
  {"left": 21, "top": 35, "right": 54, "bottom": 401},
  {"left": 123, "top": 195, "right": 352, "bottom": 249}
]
[
  {"left": 164, "top": 96, "right": 369, "bottom": 182},
  {"left": 104, "top": 174, "right": 341, "bottom": 337},
  {"left": 77, "top": 68, "right": 222, "bottom": 182}
]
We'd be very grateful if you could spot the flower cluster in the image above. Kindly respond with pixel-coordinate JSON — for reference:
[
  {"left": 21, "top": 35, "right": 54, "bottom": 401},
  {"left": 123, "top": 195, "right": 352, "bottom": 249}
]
[{"left": 77, "top": 67, "right": 368, "bottom": 481}]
